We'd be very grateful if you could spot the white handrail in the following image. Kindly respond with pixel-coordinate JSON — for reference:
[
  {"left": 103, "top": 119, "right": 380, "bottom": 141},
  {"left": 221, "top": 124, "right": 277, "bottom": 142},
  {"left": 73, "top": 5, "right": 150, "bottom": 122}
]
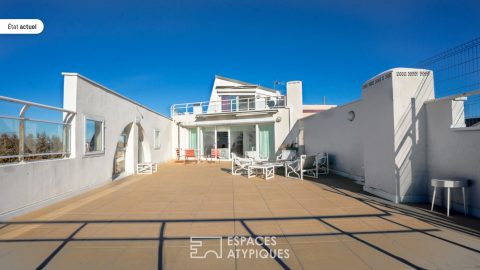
[
  {"left": 0, "top": 96, "right": 76, "bottom": 114},
  {"left": 171, "top": 95, "right": 286, "bottom": 116}
]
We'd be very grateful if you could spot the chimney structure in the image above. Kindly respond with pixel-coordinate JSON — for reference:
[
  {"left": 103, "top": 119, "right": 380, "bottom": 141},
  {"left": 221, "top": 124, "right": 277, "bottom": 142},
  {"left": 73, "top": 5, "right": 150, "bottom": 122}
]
[{"left": 286, "top": 81, "right": 303, "bottom": 126}]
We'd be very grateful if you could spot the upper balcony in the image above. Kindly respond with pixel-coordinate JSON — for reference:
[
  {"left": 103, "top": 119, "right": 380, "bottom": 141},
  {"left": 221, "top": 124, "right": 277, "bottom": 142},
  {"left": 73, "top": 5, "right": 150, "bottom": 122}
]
[{"left": 171, "top": 95, "right": 286, "bottom": 119}]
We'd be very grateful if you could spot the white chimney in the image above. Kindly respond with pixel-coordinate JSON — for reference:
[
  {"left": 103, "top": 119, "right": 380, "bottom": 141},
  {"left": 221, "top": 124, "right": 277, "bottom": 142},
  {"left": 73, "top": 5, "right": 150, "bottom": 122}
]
[{"left": 286, "top": 81, "right": 303, "bottom": 126}]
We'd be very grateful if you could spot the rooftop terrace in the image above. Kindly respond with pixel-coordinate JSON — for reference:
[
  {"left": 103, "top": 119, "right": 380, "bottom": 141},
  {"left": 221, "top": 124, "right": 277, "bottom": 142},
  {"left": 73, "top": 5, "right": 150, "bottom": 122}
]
[{"left": 1, "top": 162, "right": 479, "bottom": 270}]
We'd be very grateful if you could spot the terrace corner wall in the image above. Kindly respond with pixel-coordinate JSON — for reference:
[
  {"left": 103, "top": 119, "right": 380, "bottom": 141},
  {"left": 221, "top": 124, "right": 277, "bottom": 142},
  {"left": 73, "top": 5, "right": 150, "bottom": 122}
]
[
  {"left": 0, "top": 73, "right": 174, "bottom": 220},
  {"left": 425, "top": 98, "right": 480, "bottom": 216},
  {"left": 302, "top": 100, "right": 365, "bottom": 181},
  {"left": 299, "top": 68, "right": 435, "bottom": 203}
]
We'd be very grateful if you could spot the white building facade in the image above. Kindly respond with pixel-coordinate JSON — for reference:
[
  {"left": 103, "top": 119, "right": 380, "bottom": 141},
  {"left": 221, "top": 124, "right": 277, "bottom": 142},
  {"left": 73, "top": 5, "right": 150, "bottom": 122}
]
[{"left": 171, "top": 76, "right": 332, "bottom": 160}]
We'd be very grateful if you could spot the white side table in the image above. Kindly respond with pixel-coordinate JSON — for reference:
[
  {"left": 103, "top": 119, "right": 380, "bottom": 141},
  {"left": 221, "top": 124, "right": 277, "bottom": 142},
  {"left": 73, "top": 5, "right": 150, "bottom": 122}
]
[
  {"left": 248, "top": 164, "right": 275, "bottom": 180},
  {"left": 137, "top": 163, "right": 157, "bottom": 175},
  {"left": 430, "top": 179, "right": 468, "bottom": 216}
]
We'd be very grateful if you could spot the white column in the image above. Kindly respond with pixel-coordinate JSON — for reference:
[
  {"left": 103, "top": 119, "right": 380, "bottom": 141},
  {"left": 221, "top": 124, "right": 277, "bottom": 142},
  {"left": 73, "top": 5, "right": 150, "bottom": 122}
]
[
  {"left": 255, "top": 124, "right": 259, "bottom": 155},
  {"left": 213, "top": 126, "right": 218, "bottom": 149},
  {"left": 197, "top": 126, "right": 201, "bottom": 157},
  {"left": 227, "top": 127, "right": 231, "bottom": 159}
]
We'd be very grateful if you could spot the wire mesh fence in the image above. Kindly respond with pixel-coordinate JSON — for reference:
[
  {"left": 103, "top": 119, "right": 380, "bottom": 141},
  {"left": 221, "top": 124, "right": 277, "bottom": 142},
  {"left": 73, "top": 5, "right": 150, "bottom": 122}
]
[{"left": 417, "top": 37, "right": 480, "bottom": 126}]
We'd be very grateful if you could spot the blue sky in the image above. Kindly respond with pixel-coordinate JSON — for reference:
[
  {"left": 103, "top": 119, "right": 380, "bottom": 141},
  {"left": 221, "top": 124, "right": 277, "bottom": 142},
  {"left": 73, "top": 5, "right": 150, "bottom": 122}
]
[{"left": 1, "top": 0, "right": 479, "bottom": 117}]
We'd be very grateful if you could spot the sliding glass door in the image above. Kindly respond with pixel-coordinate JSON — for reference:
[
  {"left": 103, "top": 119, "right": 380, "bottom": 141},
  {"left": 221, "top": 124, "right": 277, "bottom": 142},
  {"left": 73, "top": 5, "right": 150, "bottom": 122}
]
[
  {"left": 188, "top": 128, "right": 198, "bottom": 155},
  {"left": 259, "top": 124, "right": 274, "bottom": 160},
  {"left": 230, "top": 125, "right": 256, "bottom": 157},
  {"left": 190, "top": 124, "right": 271, "bottom": 160},
  {"left": 203, "top": 127, "right": 215, "bottom": 157},
  {"left": 230, "top": 127, "right": 243, "bottom": 157}
]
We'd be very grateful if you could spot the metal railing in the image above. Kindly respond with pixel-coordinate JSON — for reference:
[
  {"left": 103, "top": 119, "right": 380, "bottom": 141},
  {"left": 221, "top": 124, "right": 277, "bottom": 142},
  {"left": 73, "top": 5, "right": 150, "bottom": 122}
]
[
  {"left": 171, "top": 95, "right": 286, "bottom": 117},
  {"left": 417, "top": 37, "right": 480, "bottom": 125},
  {"left": 0, "top": 96, "right": 75, "bottom": 164}
]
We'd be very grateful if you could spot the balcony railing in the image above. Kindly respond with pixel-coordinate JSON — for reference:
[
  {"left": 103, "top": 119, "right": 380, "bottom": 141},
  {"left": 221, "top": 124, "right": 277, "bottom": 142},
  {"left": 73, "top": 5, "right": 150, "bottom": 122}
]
[
  {"left": 0, "top": 96, "right": 75, "bottom": 164},
  {"left": 171, "top": 95, "right": 286, "bottom": 117}
]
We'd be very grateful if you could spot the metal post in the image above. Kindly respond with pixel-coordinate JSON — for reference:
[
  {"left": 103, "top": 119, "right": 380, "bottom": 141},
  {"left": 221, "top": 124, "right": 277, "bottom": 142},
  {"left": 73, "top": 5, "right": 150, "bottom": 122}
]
[
  {"left": 18, "top": 104, "right": 29, "bottom": 162},
  {"left": 18, "top": 118, "right": 25, "bottom": 162},
  {"left": 447, "top": 188, "right": 451, "bottom": 216},
  {"left": 430, "top": 187, "right": 436, "bottom": 211}
]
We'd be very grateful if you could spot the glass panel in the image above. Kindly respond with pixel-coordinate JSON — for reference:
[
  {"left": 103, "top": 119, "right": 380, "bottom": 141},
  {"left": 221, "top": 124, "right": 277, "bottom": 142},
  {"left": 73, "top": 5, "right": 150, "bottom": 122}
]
[
  {"left": 229, "top": 125, "right": 256, "bottom": 157},
  {"left": 238, "top": 96, "right": 255, "bottom": 111},
  {"left": 203, "top": 127, "right": 215, "bottom": 157},
  {"left": 245, "top": 126, "right": 256, "bottom": 152},
  {"left": 85, "top": 119, "right": 103, "bottom": 153},
  {"left": 230, "top": 129, "right": 243, "bottom": 157},
  {"left": 221, "top": 96, "right": 237, "bottom": 112},
  {"left": 216, "top": 131, "right": 229, "bottom": 159},
  {"left": 0, "top": 117, "right": 20, "bottom": 162},
  {"left": 188, "top": 128, "right": 198, "bottom": 155},
  {"left": 259, "top": 124, "right": 275, "bottom": 160},
  {"left": 24, "top": 120, "right": 66, "bottom": 160}
]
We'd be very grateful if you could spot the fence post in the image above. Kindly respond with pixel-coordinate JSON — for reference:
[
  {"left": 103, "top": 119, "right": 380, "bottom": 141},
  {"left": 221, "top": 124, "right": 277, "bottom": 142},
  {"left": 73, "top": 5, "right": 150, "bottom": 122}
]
[
  {"left": 18, "top": 105, "right": 29, "bottom": 162},
  {"left": 18, "top": 119, "right": 25, "bottom": 162}
]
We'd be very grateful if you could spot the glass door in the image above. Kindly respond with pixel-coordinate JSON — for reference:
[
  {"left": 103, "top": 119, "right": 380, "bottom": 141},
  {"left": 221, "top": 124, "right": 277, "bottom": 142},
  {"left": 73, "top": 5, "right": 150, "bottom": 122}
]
[
  {"left": 216, "top": 130, "right": 229, "bottom": 159},
  {"left": 259, "top": 124, "right": 275, "bottom": 160},
  {"left": 230, "top": 129, "right": 243, "bottom": 157},
  {"left": 203, "top": 127, "right": 215, "bottom": 157},
  {"left": 188, "top": 128, "right": 198, "bottom": 155}
]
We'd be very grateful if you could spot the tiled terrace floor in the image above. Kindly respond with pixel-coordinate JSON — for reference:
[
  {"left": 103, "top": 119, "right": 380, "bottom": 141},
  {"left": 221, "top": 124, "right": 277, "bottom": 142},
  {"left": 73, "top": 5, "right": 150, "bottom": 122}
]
[{"left": 1, "top": 162, "right": 480, "bottom": 269}]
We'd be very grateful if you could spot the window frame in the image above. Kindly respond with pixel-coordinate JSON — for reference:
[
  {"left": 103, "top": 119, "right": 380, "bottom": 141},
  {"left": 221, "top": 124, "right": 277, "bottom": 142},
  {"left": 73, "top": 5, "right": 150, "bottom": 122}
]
[
  {"left": 83, "top": 114, "right": 105, "bottom": 156},
  {"left": 153, "top": 129, "right": 161, "bottom": 150}
]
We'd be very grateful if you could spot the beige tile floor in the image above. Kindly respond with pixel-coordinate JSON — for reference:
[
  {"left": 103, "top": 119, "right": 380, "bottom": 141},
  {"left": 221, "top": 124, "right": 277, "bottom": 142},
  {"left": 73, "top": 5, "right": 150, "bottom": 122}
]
[{"left": 1, "top": 162, "right": 480, "bottom": 270}]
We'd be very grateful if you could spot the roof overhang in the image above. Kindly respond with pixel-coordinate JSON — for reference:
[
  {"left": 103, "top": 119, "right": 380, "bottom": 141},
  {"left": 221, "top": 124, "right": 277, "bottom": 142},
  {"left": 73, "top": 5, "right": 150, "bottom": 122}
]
[
  {"left": 195, "top": 110, "right": 277, "bottom": 119},
  {"left": 180, "top": 116, "right": 275, "bottom": 127}
]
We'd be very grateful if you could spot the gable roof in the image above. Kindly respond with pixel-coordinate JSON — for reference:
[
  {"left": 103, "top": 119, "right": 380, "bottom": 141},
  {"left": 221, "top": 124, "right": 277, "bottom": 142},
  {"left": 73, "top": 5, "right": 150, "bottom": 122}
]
[{"left": 215, "top": 75, "right": 279, "bottom": 93}]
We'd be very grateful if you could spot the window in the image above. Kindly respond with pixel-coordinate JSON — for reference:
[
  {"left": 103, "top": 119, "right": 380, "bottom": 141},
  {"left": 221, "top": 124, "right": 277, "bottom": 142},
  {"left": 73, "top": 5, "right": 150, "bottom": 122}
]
[
  {"left": 154, "top": 129, "right": 161, "bottom": 149},
  {"left": 84, "top": 118, "right": 104, "bottom": 155}
]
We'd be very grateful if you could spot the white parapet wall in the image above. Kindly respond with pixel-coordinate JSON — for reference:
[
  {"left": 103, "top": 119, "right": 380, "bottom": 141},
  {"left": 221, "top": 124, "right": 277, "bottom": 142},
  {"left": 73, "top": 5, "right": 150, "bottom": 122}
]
[
  {"left": 302, "top": 100, "right": 365, "bottom": 181},
  {"left": 295, "top": 68, "right": 437, "bottom": 202},
  {"left": 425, "top": 97, "right": 480, "bottom": 216},
  {"left": 0, "top": 73, "right": 174, "bottom": 220}
]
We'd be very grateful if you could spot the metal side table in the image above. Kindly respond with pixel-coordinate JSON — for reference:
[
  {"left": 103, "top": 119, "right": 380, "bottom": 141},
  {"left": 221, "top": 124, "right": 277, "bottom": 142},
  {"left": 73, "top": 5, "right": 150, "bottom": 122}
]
[{"left": 430, "top": 179, "right": 468, "bottom": 216}]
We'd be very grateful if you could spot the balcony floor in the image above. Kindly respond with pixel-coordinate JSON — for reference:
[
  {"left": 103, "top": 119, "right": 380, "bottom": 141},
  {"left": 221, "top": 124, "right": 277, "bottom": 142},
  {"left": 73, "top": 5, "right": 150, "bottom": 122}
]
[{"left": 1, "top": 162, "right": 480, "bottom": 269}]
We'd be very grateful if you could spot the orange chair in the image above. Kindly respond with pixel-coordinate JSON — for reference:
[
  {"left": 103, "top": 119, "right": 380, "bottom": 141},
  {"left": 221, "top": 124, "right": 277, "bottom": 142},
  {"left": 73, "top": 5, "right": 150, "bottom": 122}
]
[
  {"left": 209, "top": 148, "right": 220, "bottom": 163},
  {"left": 184, "top": 149, "right": 197, "bottom": 164}
]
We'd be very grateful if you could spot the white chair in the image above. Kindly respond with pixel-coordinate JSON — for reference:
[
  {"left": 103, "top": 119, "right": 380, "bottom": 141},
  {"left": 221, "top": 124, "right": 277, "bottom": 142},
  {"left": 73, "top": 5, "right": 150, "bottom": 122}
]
[
  {"left": 231, "top": 153, "right": 254, "bottom": 175},
  {"left": 276, "top": 149, "right": 297, "bottom": 162},
  {"left": 316, "top": 153, "right": 329, "bottom": 175},
  {"left": 244, "top": 151, "right": 268, "bottom": 163},
  {"left": 286, "top": 153, "right": 328, "bottom": 180}
]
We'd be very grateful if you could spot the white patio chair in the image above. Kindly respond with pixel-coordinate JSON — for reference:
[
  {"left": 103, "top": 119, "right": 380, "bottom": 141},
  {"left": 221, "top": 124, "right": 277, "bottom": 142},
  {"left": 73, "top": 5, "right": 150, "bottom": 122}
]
[
  {"left": 244, "top": 151, "right": 268, "bottom": 163},
  {"left": 276, "top": 149, "right": 297, "bottom": 162},
  {"left": 285, "top": 155, "right": 317, "bottom": 180},
  {"left": 286, "top": 153, "right": 329, "bottom": 180},
  {"left": 316, "top": 153, "right": 329, "bottom": 175},
  {"left": 231, "top": 153, "right": 254, "bottom": 175}
]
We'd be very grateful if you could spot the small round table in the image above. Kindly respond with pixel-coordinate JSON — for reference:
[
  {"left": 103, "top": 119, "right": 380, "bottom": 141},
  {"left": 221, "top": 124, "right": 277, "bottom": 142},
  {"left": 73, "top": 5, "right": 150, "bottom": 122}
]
[{"left": 431, "top": 179, "right": 468, "bottom": 216}]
